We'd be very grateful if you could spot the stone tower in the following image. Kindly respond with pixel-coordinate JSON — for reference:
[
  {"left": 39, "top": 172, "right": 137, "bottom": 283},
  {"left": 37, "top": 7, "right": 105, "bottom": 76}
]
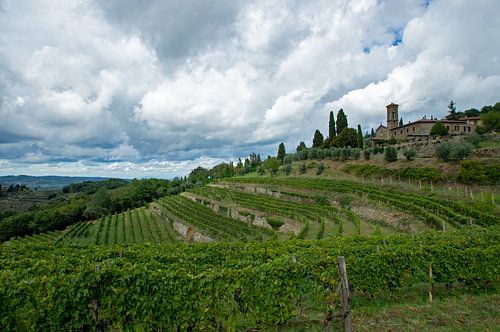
[{"left": 386, "top": 102, "right": 399, "bottom": 135}]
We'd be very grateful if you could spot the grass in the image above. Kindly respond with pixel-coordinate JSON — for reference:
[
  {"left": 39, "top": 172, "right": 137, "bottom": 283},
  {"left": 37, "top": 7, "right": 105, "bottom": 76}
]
[{"left": 278, "top": 284, "right": 500, "bottom": 331}]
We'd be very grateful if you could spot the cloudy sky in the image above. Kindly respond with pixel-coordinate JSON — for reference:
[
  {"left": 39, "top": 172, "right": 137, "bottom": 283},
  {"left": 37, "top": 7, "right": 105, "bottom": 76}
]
[{"left": 1, "top": 0, "right": 499, "bottom": 178}]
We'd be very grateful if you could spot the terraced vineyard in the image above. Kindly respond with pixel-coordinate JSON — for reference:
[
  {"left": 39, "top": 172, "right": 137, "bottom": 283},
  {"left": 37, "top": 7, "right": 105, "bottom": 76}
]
[
  {"left": 8, "top": 176, "right": 497, "bottom": 246},
  {"left": 2, "top": 175, "right": 499, "bottom": 330}
]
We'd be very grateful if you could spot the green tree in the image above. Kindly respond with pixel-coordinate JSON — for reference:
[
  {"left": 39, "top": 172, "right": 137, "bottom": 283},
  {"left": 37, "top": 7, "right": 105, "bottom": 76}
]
[
  {"left": 430, "top": 122, "right": 449, "bottom": 136},
  {"left": 83, "top": 188, "right": 112, "bottom": 219},
  {"left": 312, "top": 129, "right": 324, "bottom": 148},
  {"left": 329, "top": 111, "right": 336, "bottom": 138},
  {"left": 464, "top": 108, "right": 480, "bottom": 117},
  {"left": 399, "top": 117, "right": 403, "bottom": 127},
  {"left": 277, "top": 143, "right": 286, "bottom": 163},
  {"left": 336, "top": 128, "right": 358, "bottom": 147},
  {"left": 357, "top": 124, "right": 363, "bottom": 149},
  {"left": 336, "top": 109, "right": 348, "bottom": 134},
  {"left": 296, "top": 141, "right": 307, "bottom": 152},
  {"left": 371, "top": 128, "right": 375, "bottom": 137},
  {"left": 477, "top": 110, "right": 500, "bottom": 133},
  {"left": 448, "top": 100, "right": 456, "bottom": 114},
  {"left": 384, "top": 146, "right": 398, "bottom": 162},
  {"left": 403, "top": 148, "right": 416, "bottom": 161},
  {"left": 263, "top": 157, "right": 281, "bottom": 177}
]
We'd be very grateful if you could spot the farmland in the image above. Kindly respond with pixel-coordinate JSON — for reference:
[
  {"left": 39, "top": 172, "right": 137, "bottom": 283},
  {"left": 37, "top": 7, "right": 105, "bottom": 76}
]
[{"left": 2, "top": 174, "right": 499, "bottom": 330}]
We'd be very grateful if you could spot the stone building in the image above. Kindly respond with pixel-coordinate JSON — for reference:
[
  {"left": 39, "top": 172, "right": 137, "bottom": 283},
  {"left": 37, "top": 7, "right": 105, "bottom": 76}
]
[{"left": 372, "top": 103, "right": 479, "bottom": 143}]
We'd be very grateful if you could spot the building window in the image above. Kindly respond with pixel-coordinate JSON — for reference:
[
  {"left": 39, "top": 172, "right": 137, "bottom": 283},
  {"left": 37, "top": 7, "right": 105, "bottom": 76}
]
[
  {"left": 406, "top": 128, "right": 409, "bottom": 133},
  {"left": 455, "top": 126, "right": 459, "bottom": 131},
  {"left": 413, "top": 127, "right": 415, "bottom": 131},
  {"left": 446, "top": 126, "right": 449, "bottom": 130},
  {"left": 400, "top": 129, "right": 402, "bottom": 134}
]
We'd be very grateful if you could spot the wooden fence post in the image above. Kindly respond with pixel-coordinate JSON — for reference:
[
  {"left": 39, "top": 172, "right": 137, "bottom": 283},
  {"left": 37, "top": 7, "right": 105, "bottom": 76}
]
[
  {"left": 428, "top": 264, "right": 433, "bottom": 303},
  {"left": 337, "top": 256, "right": 352, "bottom": 332}
]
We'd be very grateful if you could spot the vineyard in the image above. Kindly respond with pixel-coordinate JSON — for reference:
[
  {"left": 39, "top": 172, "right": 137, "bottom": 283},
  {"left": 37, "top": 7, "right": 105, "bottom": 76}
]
[
  {"left": 2, "top": 175, "right": 499, "bottom": 330},
  {"left": 1, "top": 227, "right": 499, "bottom": 330}
]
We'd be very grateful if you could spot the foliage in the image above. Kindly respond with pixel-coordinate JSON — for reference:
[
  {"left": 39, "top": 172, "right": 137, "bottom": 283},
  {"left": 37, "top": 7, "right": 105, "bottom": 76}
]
[
  {"left": 373, "top": 146, "right": 384, "bottom": 154},
  {"left": 2, "top": 227, "right": 498, "bottom": 330},
  {"left": 329, "top": 111, "right": 336, "bottom": 138},
  {"left": 296, "top": 141, "right": 307, "bottom": 152},
  {"left": 430, "top": 122, "right": 449, "bottom": 136},
  {"left": 467, "top": 134, "right": 482, "bottom": 148},
  {"left": 403, "top": 148, "right": 416, "bottom": 161},
  {"left": 336, "top": 128, "right": 358, "bottom": 148},
  {"left": 384, "top": 146, "right": 398, "bottom": 162},
  {"left": 277, "top": 143, "right": 286, "bottom": 163},
  {"left": 458, "top": 160, "right": 500, "bottom": 185},
  {"left": 435, "top": 142, "right": 473, "bottom": 162},
  {"left": 316, "top": 163, "right": 325, "bottom": 175},
  {"left": 299, "top": 163, "right": 306, "bottom": 175},
  {"left": 312, "top": 130, "right": 324, "bottom": 148},
  {"left": 388, "top": 136, "right": 397, "bottom": 145},
  {"left": 227, "top": 176, "right": 496, "bottom": 227},
  {"left": 399, "top": 117, "right": 403, "bottom": 127},
  {"left": 363, "top": 149, "right": 371, "bottom": 160},
  {"left": 336, "top": 109, "right": 348, "bottom": 134},
  {"left": 0, "top": 178, "right": 188, "bottom": 242},
  {"left": 62, "top": 179, "right": 128, "bottom": 194},
  {"left": 283, "top": 164, "right": 292, "bottom": 175},
  {"left": 266, "top": 216, "right": 284, "bottom": 229},
  {"left": 263, "top": 157, "right": 281, "bottom": 177},
  {"left": 343, "top": 164, "right": 447, "bottom": 183},
  {"left": 477, "top": 110, "right": 500, "bottom": 133},
  {"left": 357, "top": 124, "right": 363, "bottom": 149}
]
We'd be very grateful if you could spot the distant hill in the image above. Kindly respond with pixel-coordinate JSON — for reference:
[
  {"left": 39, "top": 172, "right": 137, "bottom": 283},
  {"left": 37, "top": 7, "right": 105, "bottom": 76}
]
[{"left": 0, "top": 175, "right": 116, "bottom": 191}]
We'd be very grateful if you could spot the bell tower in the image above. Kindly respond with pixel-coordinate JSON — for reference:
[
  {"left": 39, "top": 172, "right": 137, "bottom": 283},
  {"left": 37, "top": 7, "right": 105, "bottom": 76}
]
[{"left": 386, "top": 102, "right": 399, "bottom": 133}]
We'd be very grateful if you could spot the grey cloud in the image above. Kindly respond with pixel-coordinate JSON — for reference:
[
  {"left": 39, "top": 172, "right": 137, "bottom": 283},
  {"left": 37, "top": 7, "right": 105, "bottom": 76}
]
[
  {"left": 1, "top": 0, "right": 499, "bottom": 177},
  {"left": 96, "top": 0, "right": 244, "bottom": 63}
]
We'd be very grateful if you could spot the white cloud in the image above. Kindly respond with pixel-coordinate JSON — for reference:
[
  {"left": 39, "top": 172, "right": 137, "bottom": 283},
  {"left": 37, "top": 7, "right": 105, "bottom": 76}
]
[{"left": 1, "top": 0, "right": 499, "bottom": 177}]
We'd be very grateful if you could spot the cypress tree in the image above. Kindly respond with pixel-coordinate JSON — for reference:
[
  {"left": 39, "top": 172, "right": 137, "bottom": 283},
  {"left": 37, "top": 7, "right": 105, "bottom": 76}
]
[
  {"left": 336, "top": 109, "right": 348, "bottom": 134},
  {"left": 329, "top": 111, "right": 336, "bottom": 138},
  {"left": 357, "top": 124, "right": 363, "bottom": 149},
  {"left": 277, "top": 143, "right": 286, "bottom": 163},
  {"left": 371, "top": 128, "right": 375, "bottom": 137},
  {"left": 399, "top": 117, "right": 403, "bottom": 127}
]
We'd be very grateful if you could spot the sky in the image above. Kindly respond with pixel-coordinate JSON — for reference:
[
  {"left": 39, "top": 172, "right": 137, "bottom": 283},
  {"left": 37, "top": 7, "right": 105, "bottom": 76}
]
[{"left": 1, "top": 0, "right": 499, "bottom": 178}]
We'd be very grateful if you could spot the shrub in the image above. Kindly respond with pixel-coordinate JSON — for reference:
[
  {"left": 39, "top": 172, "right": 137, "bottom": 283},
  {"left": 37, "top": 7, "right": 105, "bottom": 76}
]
[
  {"left": 435, "top": 142, "right": 452, "bottom": 161},
  {"left": 284, "top": 164, "right": 292, "bottom": 175},
  {"left": 467, "top": 134, "right": 482, "bottom": 148},
  {"left": 351, "top": 148, "right": 361, "bottom": 160},
  {"left": 283, "top": 155, "right": 293, "bottom": 165},
  {"left": 384, "top": 146, "right": 398, "bottom": 162},
  {"left": 316, "top": 163, "right": 325, "bottom": 175},
  {"left": 314, "top": 195, "right": 329, "bottom": 205},
  {"left": 403, "top": 148, "right": 416, "bottom": 161},
  {"left": 388, "top": 137, "right": 397, "bottom": 145},
  {"left": 307, "top": 162, "right": 317, "bottom": 169},
  {"left": 363, "top": 149, "right": 371, "bottom": 160},
  {"left": 458, "top": 161, "right": 500, "bottom": 184},
  {"left": 450, "top": 143, "right": 472, "bottom": 160},
  {"left": 256, "top": 166, "right": 265, "bottom": 175},
  {"left": 299, "top": 163, "right": 307, "bottom": 174},
  {"left": 267, "top": 217, "right": 284, "bottom": 229},
  {"left": 373, "top": 146, "right": 384, "bottom": 155},
  {"left": 435, "top": 142, "right": 473, "bottom": 162}
]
